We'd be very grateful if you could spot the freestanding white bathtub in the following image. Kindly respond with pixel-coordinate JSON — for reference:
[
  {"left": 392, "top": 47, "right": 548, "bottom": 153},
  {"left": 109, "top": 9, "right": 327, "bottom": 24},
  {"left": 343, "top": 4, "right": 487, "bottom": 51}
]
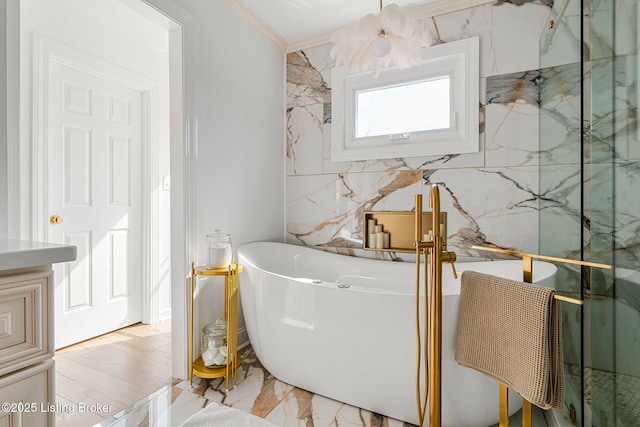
[{"left": 238, "top": 242, "right": 557, "bottom": 426}]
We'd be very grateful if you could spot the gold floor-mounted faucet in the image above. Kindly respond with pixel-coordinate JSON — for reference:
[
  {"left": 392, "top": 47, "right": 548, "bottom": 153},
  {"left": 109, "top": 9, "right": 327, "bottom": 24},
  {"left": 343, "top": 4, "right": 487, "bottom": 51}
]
[
  {"left": 414, "top": 185, "right": 457, "bottom": 427},
  {"left": 361, "top": 185, "right": 455, "bottom": 426}
]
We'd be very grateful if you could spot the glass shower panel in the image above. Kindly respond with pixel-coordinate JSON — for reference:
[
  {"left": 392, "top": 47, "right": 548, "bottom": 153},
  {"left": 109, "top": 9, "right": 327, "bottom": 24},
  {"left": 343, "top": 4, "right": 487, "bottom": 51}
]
[
  {"left": 540, "top": 0, "right": 638, "bottom": 425},
  {"left": 539, "top": 0, "right": 585, "bottom": 425},
  {"left": 610, "top": 51, "right": 640, "bottom": 427},
  {"left": 587, "top": 54, "right": 616, "bottom": 427},
  {"left": 589, "top": 0, "right": 627, "bottom": 424},
  {"left": 608, "top": 0, "right": 640, "bottom": 426}
]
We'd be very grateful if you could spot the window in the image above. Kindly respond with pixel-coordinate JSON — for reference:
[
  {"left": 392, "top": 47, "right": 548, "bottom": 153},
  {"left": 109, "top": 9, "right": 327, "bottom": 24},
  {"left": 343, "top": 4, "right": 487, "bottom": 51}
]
[
  {"left": 355, "top": 75, "right": 451, "bottom": 138},
  {"left": 331, "top": 36, "right": 479, "bottom": 162}
]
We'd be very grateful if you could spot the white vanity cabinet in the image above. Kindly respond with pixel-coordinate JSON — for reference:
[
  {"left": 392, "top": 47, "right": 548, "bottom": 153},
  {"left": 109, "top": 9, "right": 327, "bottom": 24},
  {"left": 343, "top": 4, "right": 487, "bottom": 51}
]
[
  {"left": 0, "top": 269, "right": 53, "bottom": 375},
  {"left": 0, "top": 240, "right": 76, "bottom": 426},
  {"left": 0, "top": 359, "right": 55, "bottom": 426}
]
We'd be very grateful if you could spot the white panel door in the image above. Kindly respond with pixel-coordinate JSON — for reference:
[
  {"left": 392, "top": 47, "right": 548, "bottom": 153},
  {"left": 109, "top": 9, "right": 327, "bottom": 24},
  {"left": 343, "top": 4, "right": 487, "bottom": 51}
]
[{"left": 48, "top": 59, "right": 143, "bottom": 348}]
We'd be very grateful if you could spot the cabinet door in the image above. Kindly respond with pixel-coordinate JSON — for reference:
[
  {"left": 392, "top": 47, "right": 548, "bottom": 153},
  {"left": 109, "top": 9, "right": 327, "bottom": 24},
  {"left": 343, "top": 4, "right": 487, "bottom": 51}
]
[
  {"left": 0, "top": 272, "right": 52, "bottom": 376},
  {"left": 0, "top": 360, "right": 55, "bottom": 427}
]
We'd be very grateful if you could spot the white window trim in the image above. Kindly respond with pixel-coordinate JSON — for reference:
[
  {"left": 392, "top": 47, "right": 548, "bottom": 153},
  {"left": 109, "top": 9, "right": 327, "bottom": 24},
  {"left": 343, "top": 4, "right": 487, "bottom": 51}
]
[{"left": 331, "top": 36, "right": 479, "bottom": 162}]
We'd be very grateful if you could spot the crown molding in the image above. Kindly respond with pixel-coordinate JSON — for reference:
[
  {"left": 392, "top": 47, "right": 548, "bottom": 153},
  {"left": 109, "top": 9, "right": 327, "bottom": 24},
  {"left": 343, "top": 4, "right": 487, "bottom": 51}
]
[
  {"left": 418, "top": 0, "right": 495, "bottom": 17},
  {"left": 219, "top": 0, "right": 287, "bottom": 52},
  {"left": 285, "top": 0, "right": 495, "bottom": 53},
  {"left": 224, "top": 0, "right": 497, "bottom": 53},
  {"left": 286, "top": 30, "right": 336, "bottom": 54}
]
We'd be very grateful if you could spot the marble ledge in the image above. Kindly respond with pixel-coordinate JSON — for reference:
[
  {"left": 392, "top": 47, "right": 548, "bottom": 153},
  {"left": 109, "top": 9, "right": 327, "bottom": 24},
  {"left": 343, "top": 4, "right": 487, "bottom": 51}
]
[{"left": 0, "top": 239, "right": 77, "bottom": 272}]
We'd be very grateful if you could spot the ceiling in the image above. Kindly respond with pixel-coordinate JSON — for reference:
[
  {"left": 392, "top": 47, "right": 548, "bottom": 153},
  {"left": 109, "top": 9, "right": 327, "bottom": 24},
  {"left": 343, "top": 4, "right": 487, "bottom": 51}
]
[{"left": 236, "top": 0, "right": 442, "bottom": 48}]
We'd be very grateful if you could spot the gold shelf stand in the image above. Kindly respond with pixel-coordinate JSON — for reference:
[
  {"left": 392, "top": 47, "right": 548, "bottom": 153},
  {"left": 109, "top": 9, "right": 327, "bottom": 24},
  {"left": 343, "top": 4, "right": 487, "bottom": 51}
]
[
  {"left": 188, "top": 262, "right": 243, "bottom": 391},
  {"left": 472, "top": 245, "right": 613, "bottom": 427}
]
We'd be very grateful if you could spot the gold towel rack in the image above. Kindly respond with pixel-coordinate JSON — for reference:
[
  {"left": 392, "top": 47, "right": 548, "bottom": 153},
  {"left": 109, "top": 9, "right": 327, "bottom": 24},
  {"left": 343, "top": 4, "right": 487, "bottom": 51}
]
[
  {"left": 472, "top": 245, "right": 613, "bottom": 306},
  {"left": 471, "top": 245, "right": 613, "bottom": 427},
  {"left": 471, "top": 245, "right": 612, "bottom": 269}
]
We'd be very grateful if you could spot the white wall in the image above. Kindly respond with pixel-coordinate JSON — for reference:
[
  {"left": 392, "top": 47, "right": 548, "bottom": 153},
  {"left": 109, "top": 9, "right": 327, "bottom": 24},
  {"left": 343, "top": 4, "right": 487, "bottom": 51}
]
[
  {"left": 167, "top": 0, "right": 286, "bottom": 365},
  {"left": 0, "top": 2, "right": 7, "bottom": 240},
  {"left": 136, "top": 0, "right": 286, "bottom": 377},
  {"left": 0, "top": 0, "right": 20, "bottom": 240}
]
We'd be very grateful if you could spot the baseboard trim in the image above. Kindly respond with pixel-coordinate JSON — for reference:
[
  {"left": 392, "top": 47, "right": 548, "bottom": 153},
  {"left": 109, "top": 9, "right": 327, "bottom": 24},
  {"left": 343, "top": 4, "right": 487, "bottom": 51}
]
[{"left": 237, "top": 326, "right": 250, "bottom": 351}]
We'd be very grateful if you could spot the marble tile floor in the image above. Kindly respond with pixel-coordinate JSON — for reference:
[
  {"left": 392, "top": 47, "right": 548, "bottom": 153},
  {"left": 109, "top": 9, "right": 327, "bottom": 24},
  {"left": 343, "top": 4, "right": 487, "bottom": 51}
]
[
  {"left": 583, "top": 367, "right": 640, "bottom": 426},
  {"left": 97, "top": 345, "right": 550, "bottom": 427},
  {"left": 54, "top": 321, "right": 549, "bottom": 426}
]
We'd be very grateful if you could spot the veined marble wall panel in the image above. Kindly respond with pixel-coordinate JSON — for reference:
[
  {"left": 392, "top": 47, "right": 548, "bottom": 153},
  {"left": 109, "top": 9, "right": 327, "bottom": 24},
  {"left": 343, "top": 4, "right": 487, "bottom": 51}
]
[
  {"left": 612, "top": 54, "right": 640, "bottom": 269},
  {"left": 286, "top": 170, "right": 423, "bottom": 248},
  {"left": 614, "top": 56, "right": 639, "bottom": 160},
  {"left": 539, "top": 163, "right": 582, "bottom": 260},
  {"left": 486, "top": 71, "right": 540, "bottom": 167},
  {"left": 589, "top": 161, "right": 615, "bottom": 256},
  {"left": 590, "top": 58, "right": 627, "bottom": 162},
  {"left": 423, "top": 166, "right": 540, "bottom": 257},
  {"left": 428, "top": 2, "right": 550, "bottom": 77},
  {"left": 539, "top": 0, "right": 582, "bottom": 69},
  {"left": 287, "top": 104, "right": 324, "bottom": 176},
  {"left": 590, "top": 0, "right": 637, "bottom": 60},
  {"left": 539, "top": 0, "right": 635, "bottom": 67},
  {"left": 539, "top": 63, "right": 582, "bottom": 166},
  {"left": 587, "top": 56, "right": 639, "bottom": 271},
  {"left": 589, "top": 0, "right": 614, "bottom": 61},
  {"left": 286, "top": 2, "right": 552, "bottom": 259},
  {"left": 613, "top": 0, "right": 636, "bottom": 56},
  {"left": 629, "top": 133, "right": 640, "bottom": 159},
  {"left": 538, "top": 106, "right": 580, "bottom": 165},
  {"left": 287, "top": 51, "right": 330, "bottom": 109}
]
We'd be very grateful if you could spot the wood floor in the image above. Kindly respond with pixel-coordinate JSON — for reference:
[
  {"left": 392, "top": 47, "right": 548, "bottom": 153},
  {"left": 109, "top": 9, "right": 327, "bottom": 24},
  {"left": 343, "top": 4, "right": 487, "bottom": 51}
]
[{"left": 54, "top": 321, "right": 172, "bottom": 427}]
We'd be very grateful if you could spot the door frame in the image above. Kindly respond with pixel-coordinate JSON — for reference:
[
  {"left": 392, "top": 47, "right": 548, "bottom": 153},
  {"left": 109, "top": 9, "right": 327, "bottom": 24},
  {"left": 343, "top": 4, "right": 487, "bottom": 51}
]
[{"left": 32, "top": 34, "right": 162, "bottom": 324}]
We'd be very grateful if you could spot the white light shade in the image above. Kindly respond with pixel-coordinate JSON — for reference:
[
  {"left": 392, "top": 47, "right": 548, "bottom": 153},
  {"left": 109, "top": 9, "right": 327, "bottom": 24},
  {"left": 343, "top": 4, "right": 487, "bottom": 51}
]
[
  {"left": 330, "top": 3, "right": 431, "bottom": 77},
  {"left": 371, "top": 35, "right": 392, "bottom": 58}
]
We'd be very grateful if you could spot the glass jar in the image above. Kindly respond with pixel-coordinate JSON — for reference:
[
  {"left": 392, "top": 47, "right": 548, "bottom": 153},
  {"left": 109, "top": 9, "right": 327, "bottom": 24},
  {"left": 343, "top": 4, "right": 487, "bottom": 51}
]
[
  {"left": 201, "top": 319, "right": 227, "bottom": 367},
  {"left": 207, "top": 230, "right": 232, "bottom": 269}
]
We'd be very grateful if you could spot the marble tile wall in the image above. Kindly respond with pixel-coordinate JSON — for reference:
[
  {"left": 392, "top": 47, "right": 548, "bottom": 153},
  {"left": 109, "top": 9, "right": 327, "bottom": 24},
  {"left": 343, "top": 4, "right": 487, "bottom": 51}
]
[{"left": 286, "top": 1, "right": 552, "bottom": 259}]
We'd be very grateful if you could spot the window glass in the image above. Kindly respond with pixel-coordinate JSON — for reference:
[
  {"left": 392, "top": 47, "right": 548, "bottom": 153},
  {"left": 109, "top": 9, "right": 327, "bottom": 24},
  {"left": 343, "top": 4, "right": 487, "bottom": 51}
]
[{"left": 355, "top": 75, "right": 451, "bottom": 138}]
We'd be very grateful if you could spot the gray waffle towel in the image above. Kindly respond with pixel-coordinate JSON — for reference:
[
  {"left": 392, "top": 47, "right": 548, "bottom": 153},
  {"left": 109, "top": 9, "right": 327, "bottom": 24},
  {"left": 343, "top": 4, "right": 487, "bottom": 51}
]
[{"left": 454, "top": 270, "right": 564, "bottom": 409}]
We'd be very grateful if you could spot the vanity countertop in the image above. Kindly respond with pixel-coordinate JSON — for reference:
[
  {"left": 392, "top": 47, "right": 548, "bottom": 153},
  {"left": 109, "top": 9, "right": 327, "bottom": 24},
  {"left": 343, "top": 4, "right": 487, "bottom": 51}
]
[{"left": 0, "top": 239, "right": 77, "bottom": 271}]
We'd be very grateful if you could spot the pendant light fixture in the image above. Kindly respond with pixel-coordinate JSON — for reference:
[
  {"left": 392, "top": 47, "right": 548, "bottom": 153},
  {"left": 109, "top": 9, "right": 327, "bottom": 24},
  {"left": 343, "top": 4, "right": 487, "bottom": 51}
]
[{"left": 330, "top": 1, "right": 431, "bottom": 78}]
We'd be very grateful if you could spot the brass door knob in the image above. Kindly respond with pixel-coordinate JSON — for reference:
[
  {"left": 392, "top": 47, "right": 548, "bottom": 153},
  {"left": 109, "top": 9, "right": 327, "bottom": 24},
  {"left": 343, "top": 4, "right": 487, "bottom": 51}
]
[{"left": 49, "top": 215, "right": 63, "bottom": 225}]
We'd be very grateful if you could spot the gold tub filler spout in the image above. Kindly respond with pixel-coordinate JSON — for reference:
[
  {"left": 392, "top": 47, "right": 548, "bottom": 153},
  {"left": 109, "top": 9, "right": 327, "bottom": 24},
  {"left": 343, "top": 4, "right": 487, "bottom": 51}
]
[
  {"left": 364, "top": 185, "right": 454, "bottom": 426},
  {"left": 414, "top": 185, "right": 456, "bottom": 427}
]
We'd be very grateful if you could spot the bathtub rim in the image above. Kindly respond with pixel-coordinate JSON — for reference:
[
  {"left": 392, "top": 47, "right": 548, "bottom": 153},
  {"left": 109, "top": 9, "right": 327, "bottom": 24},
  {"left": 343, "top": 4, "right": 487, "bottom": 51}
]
[{"left": 237, "top": 241, "right": 558, "bottom": 297}]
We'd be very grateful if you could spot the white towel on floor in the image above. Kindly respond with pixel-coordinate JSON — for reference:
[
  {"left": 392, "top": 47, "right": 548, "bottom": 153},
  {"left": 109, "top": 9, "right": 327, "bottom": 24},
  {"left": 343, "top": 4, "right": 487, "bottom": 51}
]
[{"left": 180, "top": 402, "right": 280, "bottom": 427}]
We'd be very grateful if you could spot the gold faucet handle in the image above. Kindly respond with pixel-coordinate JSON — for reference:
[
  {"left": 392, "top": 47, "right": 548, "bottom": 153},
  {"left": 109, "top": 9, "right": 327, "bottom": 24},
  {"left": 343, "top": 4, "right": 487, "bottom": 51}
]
[
  {"left": 450, "top": 261, "right": 458, "bottom": 279},
  {"left": 442, "top": 250, "right": 458, "bottom": 278}
]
